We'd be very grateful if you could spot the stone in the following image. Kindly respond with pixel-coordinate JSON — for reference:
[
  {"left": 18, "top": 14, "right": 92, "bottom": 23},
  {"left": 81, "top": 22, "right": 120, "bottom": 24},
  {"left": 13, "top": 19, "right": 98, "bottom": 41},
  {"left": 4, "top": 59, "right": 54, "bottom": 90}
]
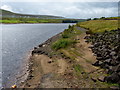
[
  {"left": 91, "top": 77, "right": 97, "bottom": 82},
  {"left": 39, "top": 44, "right": 43, "bottom": 47},
  {"left": 96, "top": 57, "right": 104, "bottom": 60},
  {"left": 34, "top": 47, "right": 37, "bottom": 49},
  {"left": 97, "top": 76, "right": 105, "bottom": 82},
  {"left": 83, "top": 30, "right": 120, "bottom": 84},
  {"left": 110, "top": 86, "right": 120, "bottom": 90},
  {"left": 84, "top": 36, "right": 90, "bottom": 39},
  {"left": 31, "top": 52, "right": 34, "bottom": 55},
  {"left": 96, "top": 54, "right": 102, "bottom": 57},
  {"left": 104, "top": 59, "right": 111, "bottom": 64},
  {"left": 110, "top": 51, "right": 116, "bottom": 56},
  {"left": 110, "top": 60, "right": 119, "bottom": 66},
  {"left": 48, "top": 60, "right": 52, "bottom": 63},
  {"left": 29, "top": 75, "right": 34, "bottom": 78},
  {"left": 81, "top": 72, "right": 85, "bottom": 74},
  {"left": 104, "top": 73, "right": 120, "bottom": 83},
  {"left": 88, "top": 45, "right": 94, "bottom": 48},
  {"left": 115, "top": 65, "right": 120, "bottom": 72},
  {"left": 42, "top": 44, "right": 46, "bottom": 47},
  {"left": 92, "top": 61, "right": 102, "bottom": 66}
]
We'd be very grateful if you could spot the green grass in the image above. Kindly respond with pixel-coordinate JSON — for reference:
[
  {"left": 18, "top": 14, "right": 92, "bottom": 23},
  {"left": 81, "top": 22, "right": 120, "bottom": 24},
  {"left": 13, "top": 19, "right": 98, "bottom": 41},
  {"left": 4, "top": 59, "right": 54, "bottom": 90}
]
[
  {"left": 73, "top": 64, "right": 84, "bottom": 75},
  {"left": 0, "top": 19, "right": 63, "bottom": 24},
  {"left": 0, "top": 20, "right": 23, "bottom": 23},
  {"left": 59, "top": 49, "right": 76, "bottom": 60},
  {"left": 62, "top": 25, "right": 82, "bottom": 38},
  {"left": 0, "top": 19, "right": 83, "bottom": 24},
  {"left": 1, "top": 17, "right": 85, "bottom": 24},
  {"left": 62, "top": 29, "right": 72, "bottom": 38},
  {"left": 51, "top": 25, "right": 82, "bottom": 50},
  {"left": 77, "top": 20, "right": 118, "bottom": 33},
  {"left": 52, "top": 39, "right": 76, "bottom": 50},
  {"left": 103, "top": 17, "right": 120, "bottom": 20},
  {"left": 25, "top": 21, "right": 38, "bottom": 23},
  {"left": 101, "top": 82, "right": 120, "bottom": 87}
]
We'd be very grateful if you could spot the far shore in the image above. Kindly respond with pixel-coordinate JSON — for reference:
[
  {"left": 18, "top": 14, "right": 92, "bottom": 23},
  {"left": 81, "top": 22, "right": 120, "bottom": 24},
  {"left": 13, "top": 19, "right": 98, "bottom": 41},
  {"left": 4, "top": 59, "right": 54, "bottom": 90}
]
[{"left": 1, "top": 23, "right": 77, "bottom": 24}]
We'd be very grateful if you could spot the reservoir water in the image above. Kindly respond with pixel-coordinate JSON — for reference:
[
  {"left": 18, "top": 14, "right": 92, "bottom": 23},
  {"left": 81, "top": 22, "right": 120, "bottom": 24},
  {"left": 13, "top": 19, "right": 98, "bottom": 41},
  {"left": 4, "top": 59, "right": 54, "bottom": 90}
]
[{"left": 1, "top": 23, "right": 74, "bottom": 88}]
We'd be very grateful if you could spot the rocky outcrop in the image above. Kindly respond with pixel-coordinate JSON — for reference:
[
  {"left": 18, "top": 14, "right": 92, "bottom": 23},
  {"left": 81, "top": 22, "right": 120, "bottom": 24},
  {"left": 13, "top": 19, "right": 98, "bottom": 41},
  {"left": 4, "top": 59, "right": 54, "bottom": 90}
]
[{"left": 85, "top": 29, "right": 120, "bottom": 84}]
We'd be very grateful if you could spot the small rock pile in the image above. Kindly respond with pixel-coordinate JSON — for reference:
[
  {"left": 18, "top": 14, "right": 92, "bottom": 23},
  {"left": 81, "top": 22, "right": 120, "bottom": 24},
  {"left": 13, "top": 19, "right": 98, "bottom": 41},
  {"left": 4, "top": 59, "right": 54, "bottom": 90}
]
[{"left": 85, "top": 29, "right": 120, "bottom": 84}]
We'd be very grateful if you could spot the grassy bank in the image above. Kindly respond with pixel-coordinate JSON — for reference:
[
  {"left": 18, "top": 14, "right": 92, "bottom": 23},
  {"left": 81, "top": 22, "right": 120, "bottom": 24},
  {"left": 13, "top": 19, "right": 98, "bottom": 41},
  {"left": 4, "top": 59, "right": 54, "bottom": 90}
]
[
  {"left": 51, "top": 19, "right": 118, "bottom": 51},
  {"left": 0, "top": 19, "right": 62, "bottom": 23},
  {"left": 77, "top": 20, "right": 118, "bottom": 33},
  {"left": 51, "top": 25, "right": 82, "bottom": 50}
]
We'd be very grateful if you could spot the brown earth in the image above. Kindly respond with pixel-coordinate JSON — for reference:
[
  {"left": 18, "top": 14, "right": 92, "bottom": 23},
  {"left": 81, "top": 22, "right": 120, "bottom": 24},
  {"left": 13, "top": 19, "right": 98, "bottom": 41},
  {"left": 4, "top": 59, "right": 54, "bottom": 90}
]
[{"left": 19, "top": 28, "right": 114, "bottom": 88}]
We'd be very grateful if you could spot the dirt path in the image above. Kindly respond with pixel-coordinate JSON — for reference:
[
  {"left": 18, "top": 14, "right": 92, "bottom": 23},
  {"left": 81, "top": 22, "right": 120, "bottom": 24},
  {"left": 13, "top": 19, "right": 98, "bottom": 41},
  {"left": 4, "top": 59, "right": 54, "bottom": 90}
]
[{"left": 75, "top": 33, "right": 99, "bottom": 73}]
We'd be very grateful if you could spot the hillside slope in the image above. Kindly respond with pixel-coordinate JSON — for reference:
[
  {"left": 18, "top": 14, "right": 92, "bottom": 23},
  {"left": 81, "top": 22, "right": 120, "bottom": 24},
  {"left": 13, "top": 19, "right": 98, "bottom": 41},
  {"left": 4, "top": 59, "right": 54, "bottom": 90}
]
[{"left": 0, "top": 9, "right": 64, "bottom": 19}]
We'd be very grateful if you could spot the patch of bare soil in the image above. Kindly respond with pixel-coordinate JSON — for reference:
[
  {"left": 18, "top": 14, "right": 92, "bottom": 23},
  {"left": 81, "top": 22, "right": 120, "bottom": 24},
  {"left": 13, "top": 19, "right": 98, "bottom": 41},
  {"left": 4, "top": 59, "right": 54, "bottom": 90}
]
[
  {"left": 19, "top": 54, "right": 69, "bottom": 88},
  {"left": 75, "top": 33, "right": 99, "bottom": 73}
]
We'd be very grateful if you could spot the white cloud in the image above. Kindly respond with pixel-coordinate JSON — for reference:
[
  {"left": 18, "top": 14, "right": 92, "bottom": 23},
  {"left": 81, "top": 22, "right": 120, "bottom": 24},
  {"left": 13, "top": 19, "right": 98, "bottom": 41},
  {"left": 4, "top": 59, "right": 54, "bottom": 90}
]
[
  {"left": 82, "top": 7, "right": 118, "bottom": 18},
  {"left": 0, "top": 5, "right": 13, "bottom": 12}
]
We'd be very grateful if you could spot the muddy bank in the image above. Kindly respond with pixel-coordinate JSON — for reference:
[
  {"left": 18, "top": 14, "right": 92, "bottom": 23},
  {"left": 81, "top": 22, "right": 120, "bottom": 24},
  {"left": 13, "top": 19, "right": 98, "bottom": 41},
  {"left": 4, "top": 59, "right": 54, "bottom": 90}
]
[
  {"left": 19, "top": 32, "right": 63, "bottom": 88},
  {"left": 15, "top": 51, "right": 32, "bottom": 87}
]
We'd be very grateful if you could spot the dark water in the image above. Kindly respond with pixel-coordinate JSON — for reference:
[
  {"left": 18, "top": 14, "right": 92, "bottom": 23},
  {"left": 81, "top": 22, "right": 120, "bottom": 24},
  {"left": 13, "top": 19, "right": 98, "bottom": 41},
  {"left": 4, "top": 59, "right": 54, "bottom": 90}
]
[{"left": 1, "top": 23, "right": 74, "bottom": 88}]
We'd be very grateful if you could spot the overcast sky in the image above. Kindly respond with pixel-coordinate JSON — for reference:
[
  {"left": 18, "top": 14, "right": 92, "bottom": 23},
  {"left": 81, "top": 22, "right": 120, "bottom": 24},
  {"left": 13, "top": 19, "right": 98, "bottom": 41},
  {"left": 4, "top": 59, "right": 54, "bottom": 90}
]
[{"left": 1, "top": 0, "right": 119, "bottom": 19}]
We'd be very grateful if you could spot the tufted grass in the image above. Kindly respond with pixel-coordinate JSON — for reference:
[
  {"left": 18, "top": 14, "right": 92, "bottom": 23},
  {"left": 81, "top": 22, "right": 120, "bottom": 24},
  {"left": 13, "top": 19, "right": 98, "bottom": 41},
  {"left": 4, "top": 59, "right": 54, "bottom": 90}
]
[
  {"left": 52, "top": 39, "right": 76, "bottom": 50},
  {"left": 77, "top": 20, "right": 118, "bottom": 33}
]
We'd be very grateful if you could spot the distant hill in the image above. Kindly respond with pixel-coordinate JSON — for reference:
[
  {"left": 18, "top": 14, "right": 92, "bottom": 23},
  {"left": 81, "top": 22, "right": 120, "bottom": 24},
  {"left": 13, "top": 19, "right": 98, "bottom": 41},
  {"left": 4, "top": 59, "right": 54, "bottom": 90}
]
[
  {"left": 0, "top": 9, "right": 64, "bottom": 19},
  {"left": 0, "top": 9, "right": 87, "bottom": 23}
]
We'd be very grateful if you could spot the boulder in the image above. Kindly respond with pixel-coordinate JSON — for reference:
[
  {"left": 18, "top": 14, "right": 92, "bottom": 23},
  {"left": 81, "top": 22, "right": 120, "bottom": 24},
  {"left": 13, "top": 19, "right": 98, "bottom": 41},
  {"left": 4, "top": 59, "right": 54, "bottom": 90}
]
[
  {"left": 91, "top": 77, "right": 97, "bottom": 82},
  {"left": 85, "top": 29, "right": 120, "bottom": 84},
  {"left": 104, "top": 73, "right": 120, "bottom": 83},
  {"left": 92, "top": 61, "right": 102, "bottom": 66},
  {"left": 98, "top": 76, "right": 105, "bottom": 82},
  {"left": 96, "top": 57, "right": 104, "bottom": 60}
]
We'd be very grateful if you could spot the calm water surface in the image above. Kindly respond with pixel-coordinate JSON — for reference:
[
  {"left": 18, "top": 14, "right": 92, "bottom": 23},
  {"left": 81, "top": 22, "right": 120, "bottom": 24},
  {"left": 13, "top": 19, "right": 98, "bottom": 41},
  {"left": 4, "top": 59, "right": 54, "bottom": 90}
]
[{"left": 1, "top": 23, "right": 74, "bottom": 88}]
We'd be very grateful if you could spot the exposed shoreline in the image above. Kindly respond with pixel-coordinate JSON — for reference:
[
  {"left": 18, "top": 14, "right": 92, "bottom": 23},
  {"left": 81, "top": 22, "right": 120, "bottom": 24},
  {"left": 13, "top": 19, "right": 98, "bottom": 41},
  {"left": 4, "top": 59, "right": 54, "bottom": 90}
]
[
  {"left": 15, "top": 50, "right": 32, "bottom": 88},
  {"left": 18, "top": 26, "right": 120, "bottom": 88},
  {"left": 18, "top": 32, "right": 62, "bottom": 88}
]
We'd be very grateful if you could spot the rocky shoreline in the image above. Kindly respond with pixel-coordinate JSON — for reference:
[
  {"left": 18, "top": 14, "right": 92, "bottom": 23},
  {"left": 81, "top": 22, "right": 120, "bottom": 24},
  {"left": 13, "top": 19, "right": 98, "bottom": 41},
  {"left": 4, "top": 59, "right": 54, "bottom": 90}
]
[{"left": 85, "top": 29, "right": 120, "bottom": 84}]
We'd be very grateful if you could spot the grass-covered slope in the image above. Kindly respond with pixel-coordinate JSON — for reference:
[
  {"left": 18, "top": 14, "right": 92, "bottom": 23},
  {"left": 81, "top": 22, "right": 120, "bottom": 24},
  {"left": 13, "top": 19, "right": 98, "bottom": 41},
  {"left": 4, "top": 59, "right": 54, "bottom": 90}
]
[
  {"left": 0, "top": 9, "right": 64, "bottom": 19},
  {"left": 102, "top": 17, "right": 120, "bottom": 20},
  {"left": 51, "top": 25, "right": 81, "bottom": 50},
  {"left": 77, "top": 20, "right": 118, "bottom": 33}
]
